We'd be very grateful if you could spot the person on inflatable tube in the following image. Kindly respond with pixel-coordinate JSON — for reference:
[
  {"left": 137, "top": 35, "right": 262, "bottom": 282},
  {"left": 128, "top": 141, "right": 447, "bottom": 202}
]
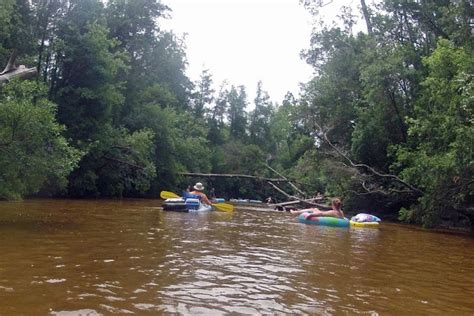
[{"left": 290, "top": 198, "right": 345, "bottom": 220}]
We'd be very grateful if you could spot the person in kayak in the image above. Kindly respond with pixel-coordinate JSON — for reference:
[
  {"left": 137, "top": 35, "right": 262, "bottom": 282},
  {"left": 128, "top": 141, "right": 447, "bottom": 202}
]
[
  {"left": 190, "top": 182, "right": 212, "bottom": 206},
  {"left": 290, "top": 198, "right": 345, "bottom": 219}
]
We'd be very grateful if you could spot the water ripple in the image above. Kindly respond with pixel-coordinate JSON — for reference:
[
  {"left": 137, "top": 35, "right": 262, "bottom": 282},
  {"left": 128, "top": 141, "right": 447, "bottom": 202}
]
[{"left": 0, "top": 200, "right": 473, "bottom": 315}]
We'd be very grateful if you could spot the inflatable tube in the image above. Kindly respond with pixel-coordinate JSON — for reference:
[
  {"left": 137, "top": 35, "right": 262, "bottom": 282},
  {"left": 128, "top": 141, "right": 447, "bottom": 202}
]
[
  {"left": 298, "top": 213, "right": 350, "bottom": 227},
  {"left": 351, "top": 213, "right": 381, "bottom": 223},
  {"left": 350, "top": 221, "right": 380, "bottom": 228}
]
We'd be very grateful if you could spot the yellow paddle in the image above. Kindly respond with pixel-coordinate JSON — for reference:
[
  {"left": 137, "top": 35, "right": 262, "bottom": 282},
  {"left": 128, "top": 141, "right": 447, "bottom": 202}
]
[
  {"left": 210, "top": 202, "right": 234, "bottom": 212},
  {"left": 160, "top": 191, "right": 180, "bottom": 199},
  {"left": 160, "top": 191, "right": 234, "bottom": 212}
]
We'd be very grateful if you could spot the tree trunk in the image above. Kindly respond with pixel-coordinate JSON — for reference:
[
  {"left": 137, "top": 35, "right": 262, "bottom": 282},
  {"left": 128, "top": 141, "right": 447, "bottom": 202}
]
[
  {"left": 0, "top": 50, "right": 38, "bottom": 84},
  {"left": 0, "top": 65, "right": 37, "bottom": 84},
  {"left": 1, "top": 49, "right": 19, "bottom": 75},
  {"left": 360, "top": 0, "right": 373, "bottom": 35}
]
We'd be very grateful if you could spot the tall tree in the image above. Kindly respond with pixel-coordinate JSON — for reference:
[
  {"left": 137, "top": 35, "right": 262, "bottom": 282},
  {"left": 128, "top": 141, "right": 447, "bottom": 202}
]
[
  {"left": 0, "top": 81, "right": 81, "bottom": 200},
  {"left": 395, "top": 39, "right": 474, "bottom": 228},
  {"left": 0, "top": 0, "right": 34, "bottom": 66},
  {"left": 191, "top": 68, "right": 214, "bottom": 119},
  {"left": 53, "top": 7, "right": 127, "bottom": 141},
  {"left": 228, "top": 85, "right": 248, "bottom": 140},
  {"left": 249, "top": 81, "right": 274, "bottom": 150},
  {"left": 207, "top": 82, "right": 229, "bottom": 146}
]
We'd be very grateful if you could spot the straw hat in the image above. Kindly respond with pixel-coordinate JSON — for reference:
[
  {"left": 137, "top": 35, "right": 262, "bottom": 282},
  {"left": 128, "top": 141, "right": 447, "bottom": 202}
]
[{"left": 193, "top": 182, "right": 205, "bottom": 191}]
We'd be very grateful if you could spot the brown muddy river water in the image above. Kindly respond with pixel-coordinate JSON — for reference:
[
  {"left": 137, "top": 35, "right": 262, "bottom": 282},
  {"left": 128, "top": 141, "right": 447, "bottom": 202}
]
[{"left": 0, "top": 199, "right": 473, "bottom": 315}]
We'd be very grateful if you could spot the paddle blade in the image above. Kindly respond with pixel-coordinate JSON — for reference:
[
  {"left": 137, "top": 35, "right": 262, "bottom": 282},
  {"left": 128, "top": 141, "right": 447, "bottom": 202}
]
[
  {"left": 160, "top": 191, "right": 180, "bottom": 199},
  {"left": 212, "top": 202, "right": 234, "bottom": 212}
]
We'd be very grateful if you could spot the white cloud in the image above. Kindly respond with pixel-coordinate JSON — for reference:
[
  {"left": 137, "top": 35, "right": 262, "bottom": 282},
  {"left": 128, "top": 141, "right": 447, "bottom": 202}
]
[{"left": 161, "top": 0, "right": 367, "bottom": 104}]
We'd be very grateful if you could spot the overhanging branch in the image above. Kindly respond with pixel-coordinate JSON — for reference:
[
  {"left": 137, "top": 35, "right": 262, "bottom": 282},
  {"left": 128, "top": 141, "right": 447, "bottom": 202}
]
[
  {"left": 178, "top": 172, "right": 287, "bottom": 183},
  {"left": 313, "top": 120, "right": 423, "bottom": 194}
]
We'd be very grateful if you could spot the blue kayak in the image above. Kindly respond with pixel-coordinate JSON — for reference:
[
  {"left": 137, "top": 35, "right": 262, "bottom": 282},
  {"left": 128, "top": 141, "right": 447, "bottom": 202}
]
[{"left": 162, "top": 198, "right": 212, "bottom": 212}]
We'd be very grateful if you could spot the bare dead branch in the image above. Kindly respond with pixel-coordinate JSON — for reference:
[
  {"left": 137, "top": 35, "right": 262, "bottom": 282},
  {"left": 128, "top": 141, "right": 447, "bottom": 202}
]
[
  {"left": 312, "top": 120, "right": 423, "bottom": 194},
  {"left": 265, "top": 164, "right": 307, "bottom": 197},
  {"left": 178, "top": 172, "right": 287, "bottom": 183},
  {"left": 0, "top": 66, "right": 37, "bottom": 84},
  {"left": 103, "top": 156, "right": 146, "bottom": 170},
  {"left": 1, "top": 49, "right": 18, "bottom": 75}
]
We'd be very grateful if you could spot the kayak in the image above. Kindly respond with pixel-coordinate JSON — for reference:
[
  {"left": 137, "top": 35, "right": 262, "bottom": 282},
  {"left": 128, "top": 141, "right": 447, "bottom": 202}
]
[
  {"left": 298, "top": 213, "right": 350, "bottom": 228},
  {"left": 162, "top": 198, "right": 187, "bottom": 212},
  {"left": 162, "top": 198, "right": 212, "bottom": 212},
  {"left": 190, "top": 203, "right": 212, "bottom": 212}
]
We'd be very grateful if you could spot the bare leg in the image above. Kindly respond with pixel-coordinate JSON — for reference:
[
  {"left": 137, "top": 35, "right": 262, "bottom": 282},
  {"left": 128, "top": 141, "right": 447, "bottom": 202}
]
[
  {"left": 290, "top": 208, "right": 317, "bottom": 215},
  {"left": 305, "top": 210, "right": 325, "bottom": 219}
]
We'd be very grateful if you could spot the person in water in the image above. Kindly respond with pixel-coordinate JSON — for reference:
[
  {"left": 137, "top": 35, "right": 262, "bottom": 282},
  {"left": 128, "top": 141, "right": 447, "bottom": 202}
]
[
  {"left": 290, "top": 198, "right": 345, "bottom": 219},
  {"left": 190, "top": 182, "right": 212, "bottom": 205}
]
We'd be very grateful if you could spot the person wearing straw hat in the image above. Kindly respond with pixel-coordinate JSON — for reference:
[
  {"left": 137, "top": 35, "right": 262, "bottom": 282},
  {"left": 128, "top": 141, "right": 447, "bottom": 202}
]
[{"left": 190, "top": 182, "right": 212, "bottom": 205}]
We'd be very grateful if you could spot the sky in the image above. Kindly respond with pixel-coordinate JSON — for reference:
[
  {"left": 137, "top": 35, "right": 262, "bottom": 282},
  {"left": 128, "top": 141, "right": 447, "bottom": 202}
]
[{"left": 161, "top": 0, "right": 362, "bottom": 104}]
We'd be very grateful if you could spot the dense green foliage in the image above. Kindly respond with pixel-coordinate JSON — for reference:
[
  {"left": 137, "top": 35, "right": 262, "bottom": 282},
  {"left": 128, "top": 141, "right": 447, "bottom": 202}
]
[
  {"left": 296, "top": 1, "right": 473, "bottom": 229},
  {"left": 0, "top": 0, "right": 472, "bottom": 230},
  {"left": 0, "top": 81, "right": 81, "bottom": 199}
]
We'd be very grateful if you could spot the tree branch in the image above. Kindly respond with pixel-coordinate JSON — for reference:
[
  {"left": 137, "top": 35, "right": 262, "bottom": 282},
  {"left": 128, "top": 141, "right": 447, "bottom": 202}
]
[
  {"left": 267, "top": 181, "right": 331, "bottom": 209},
  {"left": 265, "top": 164, "right": 307, "bottom": 197},
  {"left": 313, "top": 120, "right": 423, "bottom": 194},
  {"left": 1, "top": 49, "right": 18, "bottom": 75},
  {"left": 103, "top": 155, "right": 146, "bottom": 170},
  {"left": 0, "top": 49, "right": 38, "bottom": 84},
  {"left": 178, "top": 172, "right": 287, "bottom": 183},
  {"left": 0, "top": 66, "right": 37, "bottom": 84}
]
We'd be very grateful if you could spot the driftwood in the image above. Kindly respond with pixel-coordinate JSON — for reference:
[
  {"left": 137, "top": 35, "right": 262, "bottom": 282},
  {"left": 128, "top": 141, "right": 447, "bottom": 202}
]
[
  {"left": 0, "top": 49, "right": 37, "bottom": 84},
  {"left": 267, "top": 181, "right": 331, "bottom": 209},
  {"left": 232, "top": 199, "right": 331, "bottom": 212},
  {"left": 274, "top": 198, "right": 327, "bottom": 207}
]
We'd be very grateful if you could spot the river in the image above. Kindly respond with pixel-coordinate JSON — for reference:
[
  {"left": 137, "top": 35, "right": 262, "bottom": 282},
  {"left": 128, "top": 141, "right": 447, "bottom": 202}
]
[{"left": 0, "top": 199, "right": 473, "bottom": 315}]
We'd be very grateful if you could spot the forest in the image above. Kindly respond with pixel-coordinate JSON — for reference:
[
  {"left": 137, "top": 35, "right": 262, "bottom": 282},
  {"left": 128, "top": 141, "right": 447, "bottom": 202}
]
[{"left": 0, "top": 0, "right": 472, "bottom": 230}]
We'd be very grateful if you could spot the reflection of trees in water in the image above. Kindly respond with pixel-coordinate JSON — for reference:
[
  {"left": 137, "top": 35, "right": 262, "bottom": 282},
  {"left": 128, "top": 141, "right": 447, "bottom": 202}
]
[{"left": 347, "top": 228, "right": 381, "bottom": 279}]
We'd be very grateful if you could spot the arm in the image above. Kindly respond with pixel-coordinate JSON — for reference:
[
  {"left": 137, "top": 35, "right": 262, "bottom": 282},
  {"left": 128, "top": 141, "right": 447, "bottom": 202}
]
[{"left": 200, "top": 194, "right": 212, "bottom": 205}]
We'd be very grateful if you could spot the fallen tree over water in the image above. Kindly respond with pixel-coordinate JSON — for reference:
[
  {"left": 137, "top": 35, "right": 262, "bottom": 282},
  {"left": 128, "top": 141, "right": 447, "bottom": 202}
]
[{"left": 0, "top": 50, "right": 37, "bottom": 85}]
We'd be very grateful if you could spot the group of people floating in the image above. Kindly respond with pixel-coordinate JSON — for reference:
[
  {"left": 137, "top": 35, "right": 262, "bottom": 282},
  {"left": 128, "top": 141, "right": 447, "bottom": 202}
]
[{"left": 186, "top": 182, "right": 345, "bottom": 219}]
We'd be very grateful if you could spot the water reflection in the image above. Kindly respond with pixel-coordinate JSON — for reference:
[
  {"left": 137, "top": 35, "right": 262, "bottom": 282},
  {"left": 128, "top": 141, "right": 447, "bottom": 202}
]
[{"left": 0, "top": 200, "right": 473, "bottom": 315}]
